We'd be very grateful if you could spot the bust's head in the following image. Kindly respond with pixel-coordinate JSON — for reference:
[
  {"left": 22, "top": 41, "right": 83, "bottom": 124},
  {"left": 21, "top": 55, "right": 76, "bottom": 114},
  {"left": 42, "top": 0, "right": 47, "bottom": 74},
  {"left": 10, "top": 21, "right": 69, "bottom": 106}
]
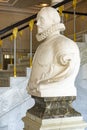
[{"left": 36, "top": 7, "right": 63, "bottom": 34}]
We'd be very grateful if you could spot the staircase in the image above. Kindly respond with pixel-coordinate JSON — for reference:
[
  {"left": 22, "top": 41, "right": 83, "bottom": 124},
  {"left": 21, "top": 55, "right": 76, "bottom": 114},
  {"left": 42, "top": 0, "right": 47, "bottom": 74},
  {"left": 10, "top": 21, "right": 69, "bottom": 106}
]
[
  {"left": 0, "top": 56, "right": 30, "bottom": 87},
  {"left": 0, "top": 56, "right": 35, "bottom": 130}
]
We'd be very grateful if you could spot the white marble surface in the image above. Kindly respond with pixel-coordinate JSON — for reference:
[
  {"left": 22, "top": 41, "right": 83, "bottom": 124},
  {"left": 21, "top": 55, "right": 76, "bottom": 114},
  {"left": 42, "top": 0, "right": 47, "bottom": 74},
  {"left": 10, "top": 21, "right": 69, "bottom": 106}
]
[
  {"left": 72, "top": 41, "right": 87, "bottom": 122},
  {"left": 24, "top": 112, "right": 87, "bottom": 130},
  {"left": 0, "top": 67, "right": 35, "bottom": 130},
  {"left": 0, "top": 98, "right": 34, "bottom": 130}
]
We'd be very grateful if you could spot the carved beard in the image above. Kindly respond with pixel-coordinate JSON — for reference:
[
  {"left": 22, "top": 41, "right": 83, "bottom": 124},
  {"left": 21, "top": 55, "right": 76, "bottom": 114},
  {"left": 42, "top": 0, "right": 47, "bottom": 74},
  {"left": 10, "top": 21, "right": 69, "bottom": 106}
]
[{"left": 36, "top": 23, "right": 65, "bottom": 42}]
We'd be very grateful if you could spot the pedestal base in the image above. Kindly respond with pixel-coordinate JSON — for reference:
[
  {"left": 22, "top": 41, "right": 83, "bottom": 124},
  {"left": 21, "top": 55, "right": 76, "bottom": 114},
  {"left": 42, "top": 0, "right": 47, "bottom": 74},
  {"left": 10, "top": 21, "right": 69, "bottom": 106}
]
[
  {"left": 23, "top": 96, "right": 87, "bottom": 130},
  {"left": 23, "top": 113, "right": 87, "bottom": 130}
]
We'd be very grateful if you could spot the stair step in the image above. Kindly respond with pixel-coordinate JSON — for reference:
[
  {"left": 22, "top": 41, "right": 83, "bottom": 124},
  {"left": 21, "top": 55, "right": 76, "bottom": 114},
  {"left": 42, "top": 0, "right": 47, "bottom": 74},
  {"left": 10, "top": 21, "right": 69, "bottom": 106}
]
[
  {"left": 0, "top": 70, "right": 26, "bottom": 78},
  {"left": 0, "top": 77, "right": 10, "bottom": 87}
]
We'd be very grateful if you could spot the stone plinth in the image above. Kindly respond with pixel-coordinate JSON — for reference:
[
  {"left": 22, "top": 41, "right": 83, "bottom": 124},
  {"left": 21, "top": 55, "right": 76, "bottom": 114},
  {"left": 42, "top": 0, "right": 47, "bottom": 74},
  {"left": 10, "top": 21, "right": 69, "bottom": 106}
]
[
  {"left": 23, "top": 96, "right": 87, "bottom": 130},
  {"left": 23, "top": 114, "right": 87, "bottom": 130}
]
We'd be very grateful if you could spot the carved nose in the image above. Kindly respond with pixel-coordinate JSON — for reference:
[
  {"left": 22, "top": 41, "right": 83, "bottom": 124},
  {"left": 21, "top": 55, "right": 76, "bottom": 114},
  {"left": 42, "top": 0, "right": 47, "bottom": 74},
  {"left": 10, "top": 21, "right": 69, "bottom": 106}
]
[
  {"left": 36, "top": 22, "right": 39, "bottom": 26},
  {"left": 36, "top": 20, "right": 40, "bottom": 26}
]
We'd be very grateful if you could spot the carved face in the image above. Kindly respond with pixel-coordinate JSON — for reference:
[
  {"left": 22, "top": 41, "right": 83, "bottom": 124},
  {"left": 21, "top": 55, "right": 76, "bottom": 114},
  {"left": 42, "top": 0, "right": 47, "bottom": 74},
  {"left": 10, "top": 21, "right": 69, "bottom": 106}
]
[
  {"left": 36, "top": 7, "right": 61, "bottom": 34},
  {"left": 36, "top": 11, "right": 52, "bottom": 34}
]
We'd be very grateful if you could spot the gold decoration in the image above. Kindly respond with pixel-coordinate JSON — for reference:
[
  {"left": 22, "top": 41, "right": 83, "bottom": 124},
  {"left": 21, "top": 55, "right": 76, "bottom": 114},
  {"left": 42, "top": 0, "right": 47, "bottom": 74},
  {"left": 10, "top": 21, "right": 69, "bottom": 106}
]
[
  {"left": 10, "top": 35, "right": 13, "bottom": 41},
  {"left": 74, "top": 33, "right": 76, "bottom": 42},
  {"left": 13, "top": 28, "right": 18, "bottom": 39},
  {"left": 73, "top": 0, "right": 77, "bottom": 9},
  {"left": 59, "top": 5, "right": 64, "bottom": 16},
  {"left": 29, "top": 20, "right": 34, "bottom": 31},
  {"left": 14, "top": 66, "right": 17, "bottom": 77},
  {"left": 30, "top": 57, "right": 32, "bottom": 68},
  {"left": 65, "top": 14, "right": 69, "bottom": 20},
  {"left": 19, "top": 30, "right": 23, "bottom": 37},
  {"left": 0, "top": 40, "right": 3, "bottom": 47}
]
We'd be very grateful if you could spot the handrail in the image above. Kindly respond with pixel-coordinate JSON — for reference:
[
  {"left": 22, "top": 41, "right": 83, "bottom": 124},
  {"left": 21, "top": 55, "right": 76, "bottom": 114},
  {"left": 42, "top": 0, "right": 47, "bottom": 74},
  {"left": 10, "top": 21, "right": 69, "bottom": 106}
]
[
  {"left": 63, "top": 11, "right": 87, "bottom": 16},
  {"left": 68, "top": 29, "right": 87, "bottom": 40},
  {"left": 1, "top": 24, "right": 29, "bottom": 40},
  {"left": 0, "top": 14, "right": 37, "bottom": 35},
  {"left": 1, "top": 10, "right": 87, "bottom": 40},
  {"left": 0, "top": 0, "right": 73, "bottom": 37}
]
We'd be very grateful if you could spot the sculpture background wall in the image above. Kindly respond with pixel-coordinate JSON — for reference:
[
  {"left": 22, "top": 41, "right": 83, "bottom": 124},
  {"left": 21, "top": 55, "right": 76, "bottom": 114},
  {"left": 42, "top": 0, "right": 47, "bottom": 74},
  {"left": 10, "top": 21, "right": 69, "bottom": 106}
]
[{"left": 72, "top": 40, "right": 87, "bottom": 122}]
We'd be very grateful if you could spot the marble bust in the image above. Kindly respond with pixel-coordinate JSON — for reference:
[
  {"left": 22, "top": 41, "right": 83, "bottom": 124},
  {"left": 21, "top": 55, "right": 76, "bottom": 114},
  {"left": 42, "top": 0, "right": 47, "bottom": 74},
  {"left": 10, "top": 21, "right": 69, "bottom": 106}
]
[{"left": 27, "top": 7, "right": 80, "bottom": 97}]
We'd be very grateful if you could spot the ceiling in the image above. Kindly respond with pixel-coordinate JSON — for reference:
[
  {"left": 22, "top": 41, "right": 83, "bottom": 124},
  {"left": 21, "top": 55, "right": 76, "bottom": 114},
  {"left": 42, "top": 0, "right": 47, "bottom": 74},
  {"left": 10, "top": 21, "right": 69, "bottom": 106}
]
[
  {"left": 0, "top": 0, "right": 51, "bottom": 30},
  {"left": 0, "top": 0, "right": 84, "bottom": 12},
  {"left": 0, "top": 0, "right": 51, "bottom": 14},
  {"left": 0, "top": 0, "right": 51, "bottom": 7},
  {"left": 0, "top": 0, "right": 86, "bottom": 24}
]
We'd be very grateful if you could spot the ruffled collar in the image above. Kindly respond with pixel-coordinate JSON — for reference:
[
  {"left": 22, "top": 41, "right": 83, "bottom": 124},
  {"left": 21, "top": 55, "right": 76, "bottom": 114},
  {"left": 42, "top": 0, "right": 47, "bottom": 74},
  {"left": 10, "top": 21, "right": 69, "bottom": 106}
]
[{"left": 36, "top": 23, "right": 65, "bottom": 42}]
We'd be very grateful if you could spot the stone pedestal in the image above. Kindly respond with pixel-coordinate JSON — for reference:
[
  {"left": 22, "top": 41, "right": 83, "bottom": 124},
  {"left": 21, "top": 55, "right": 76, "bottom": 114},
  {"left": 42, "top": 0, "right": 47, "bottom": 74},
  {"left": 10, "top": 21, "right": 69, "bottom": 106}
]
[{"left": 23, "top": 96, "right": 87, "bottom": 130}]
